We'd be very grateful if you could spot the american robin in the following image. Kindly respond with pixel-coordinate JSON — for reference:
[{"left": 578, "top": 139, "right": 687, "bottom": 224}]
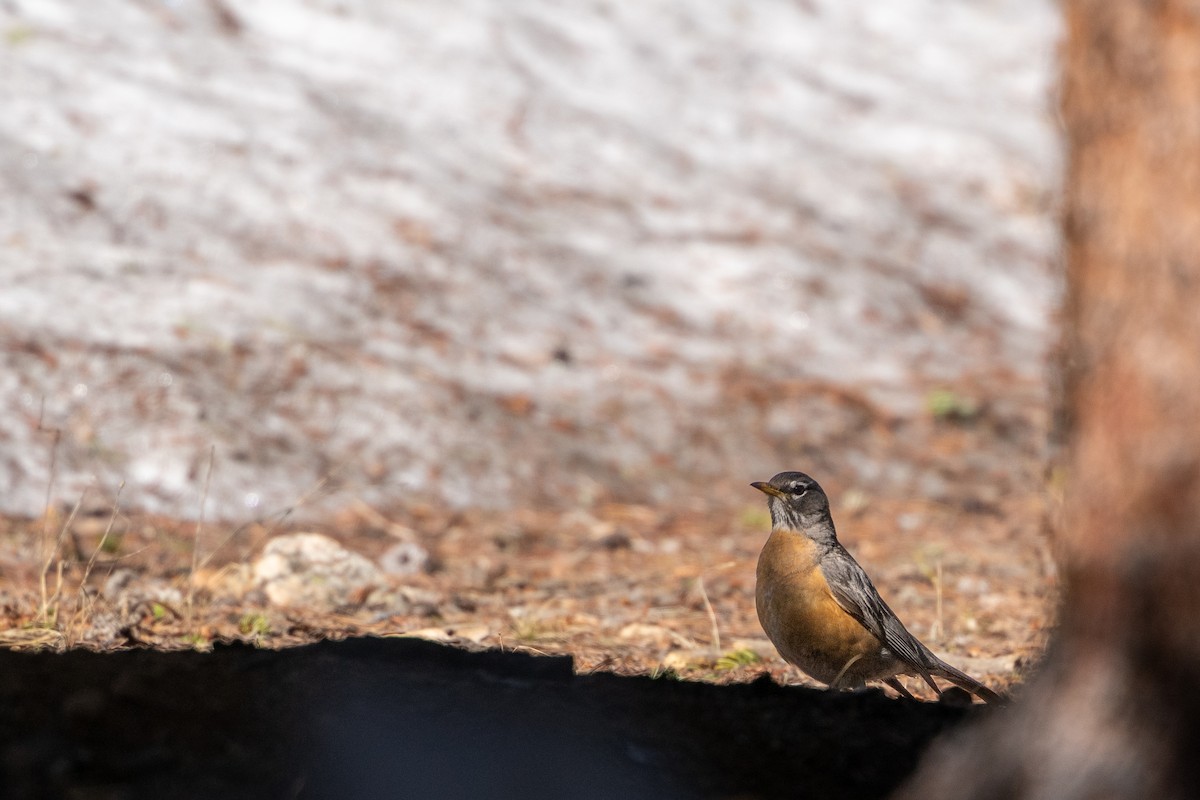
[{"left": 751, "top": 471, "right": 1001, "bottom": 703}]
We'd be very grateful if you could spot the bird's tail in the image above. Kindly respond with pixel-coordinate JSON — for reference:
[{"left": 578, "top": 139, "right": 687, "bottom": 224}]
[{"left": 926, "top": 656, "right": 1005, "bottom": 705}]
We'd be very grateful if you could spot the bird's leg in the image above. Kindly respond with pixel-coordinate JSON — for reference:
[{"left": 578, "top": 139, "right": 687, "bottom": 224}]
[
  {"left": 830, "top": 653, "right": 864, "bottom": 689},
  {"left": 883, "top": 677, "right": 915, "bottom": 699}
]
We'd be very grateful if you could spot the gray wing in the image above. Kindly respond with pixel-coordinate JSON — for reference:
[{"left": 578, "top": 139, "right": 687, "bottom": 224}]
[{"left": 818, "top": 546, "right": 940, "bottom": 689}]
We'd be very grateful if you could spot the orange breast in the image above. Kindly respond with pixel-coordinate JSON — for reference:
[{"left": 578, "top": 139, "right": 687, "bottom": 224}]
[{"left": 755, "top": 530, "right": 888, "bottom": 687}]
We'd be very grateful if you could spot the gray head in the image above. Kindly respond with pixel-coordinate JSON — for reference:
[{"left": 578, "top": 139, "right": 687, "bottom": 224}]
[{"left": 750, "top": 471, "right": 834, "bottom": 534}]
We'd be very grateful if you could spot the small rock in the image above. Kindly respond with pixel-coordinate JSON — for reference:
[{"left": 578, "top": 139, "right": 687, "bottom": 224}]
[
  {"left": 252, "top": 533, "right": 383, "bottom": 610},
  {"left": 378, "top": 541, "right": 429, "bottom": 576}
]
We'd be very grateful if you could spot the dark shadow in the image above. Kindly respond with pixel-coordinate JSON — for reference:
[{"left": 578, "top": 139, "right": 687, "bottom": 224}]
[{"left": 0, "top": 637, "right": 987, "bottom": 799}]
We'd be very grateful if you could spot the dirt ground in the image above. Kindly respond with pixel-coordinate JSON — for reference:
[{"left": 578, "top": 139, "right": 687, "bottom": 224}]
[{"left": 0, "top": 443, "right": 1054, "bottom": 694}]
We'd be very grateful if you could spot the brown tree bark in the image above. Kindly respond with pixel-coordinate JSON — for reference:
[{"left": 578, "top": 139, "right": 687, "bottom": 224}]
[{"left": 899, "top": 3, "right": 1200, "bottom": 798}]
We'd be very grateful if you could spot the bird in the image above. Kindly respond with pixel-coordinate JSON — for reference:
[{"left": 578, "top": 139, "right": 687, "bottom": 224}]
[{"left": 751, "top": 470, "right": 1002, "bottom": 704}]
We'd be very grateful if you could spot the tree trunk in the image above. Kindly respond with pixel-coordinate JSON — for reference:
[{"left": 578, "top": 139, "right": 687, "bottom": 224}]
[{"left": 899, "top": 3, "right": 1200, "bottom": 798}]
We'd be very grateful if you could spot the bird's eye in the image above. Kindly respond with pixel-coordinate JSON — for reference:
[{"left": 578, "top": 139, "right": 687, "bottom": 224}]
[{"left": 791, "top": 485, "right": 808, "bottom": 496}]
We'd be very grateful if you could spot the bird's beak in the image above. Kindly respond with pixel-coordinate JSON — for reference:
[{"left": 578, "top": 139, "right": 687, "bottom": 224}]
[{"left": 751, "top": 481, "right": 785, "bottom": 499}]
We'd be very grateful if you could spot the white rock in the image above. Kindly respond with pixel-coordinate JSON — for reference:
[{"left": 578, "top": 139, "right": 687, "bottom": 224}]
[{"left": 253, "top": 533, "right": 382, "bottom": 610}]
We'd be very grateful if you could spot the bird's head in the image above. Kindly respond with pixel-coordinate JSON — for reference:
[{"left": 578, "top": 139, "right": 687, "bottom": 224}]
[{"left": 750, "top": 471, "right": 831, "bottom": 531}]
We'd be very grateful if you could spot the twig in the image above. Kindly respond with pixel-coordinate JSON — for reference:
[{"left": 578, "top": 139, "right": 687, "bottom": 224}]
[
  {"left": 36, "top": 398, "right": 61, "bottom": 620},
  {"left": 39, "top": 486, "right": 88, "bottom": 626},
  {"left": 194, "top": 459, "right": 349, "bottom": 574},
  {"left": 68, "top": 482, "right": 125, "bottom": 644},
  {"left": 696, "top": 575, "right": 721, "bottom": 656},
  {"left": 933, "top": 558, "right": 944, "bottom": 643},
  {"left": 186, "top": 446, "right": 215, "bottom": 630},
  {"left": 262, "top": 462, "right": 344, "bottom": 536}
]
